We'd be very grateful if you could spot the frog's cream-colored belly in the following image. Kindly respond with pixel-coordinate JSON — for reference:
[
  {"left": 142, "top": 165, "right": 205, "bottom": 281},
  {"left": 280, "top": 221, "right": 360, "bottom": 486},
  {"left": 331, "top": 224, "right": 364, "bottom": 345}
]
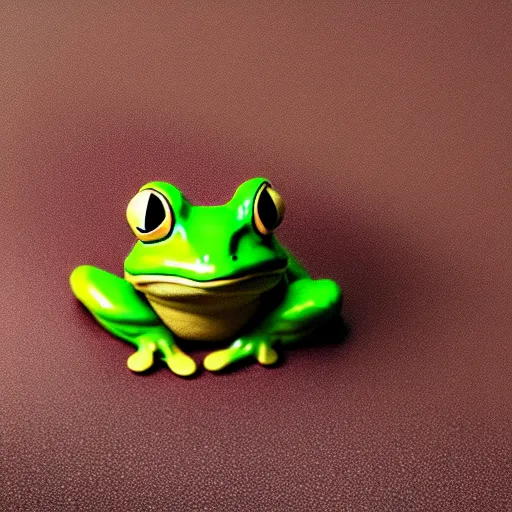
[{"left": 127, "top": 272, "right": 284, "bottom": 342}]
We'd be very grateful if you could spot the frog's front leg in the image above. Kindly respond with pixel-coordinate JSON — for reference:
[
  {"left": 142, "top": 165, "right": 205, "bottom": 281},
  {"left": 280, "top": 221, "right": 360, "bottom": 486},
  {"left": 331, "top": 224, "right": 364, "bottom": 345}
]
[
  {"left": 70, "top": 265, "right": 197, "bottom": 376},
  {"left": 203, "top": 278, "right": 342, "bottom": 372}
]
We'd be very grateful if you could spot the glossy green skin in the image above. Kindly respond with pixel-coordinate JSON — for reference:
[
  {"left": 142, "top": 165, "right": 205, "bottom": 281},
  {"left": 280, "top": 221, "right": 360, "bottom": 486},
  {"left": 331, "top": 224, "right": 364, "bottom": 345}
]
[{"left": 70, "top": 178, "right": 342, "bottom": 376}]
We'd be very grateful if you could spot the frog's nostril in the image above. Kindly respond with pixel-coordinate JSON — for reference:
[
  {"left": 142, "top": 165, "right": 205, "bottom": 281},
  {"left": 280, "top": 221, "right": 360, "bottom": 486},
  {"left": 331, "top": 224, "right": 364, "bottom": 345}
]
[{"left": 232, "top": 255, "right": 238, "bottom": 261}]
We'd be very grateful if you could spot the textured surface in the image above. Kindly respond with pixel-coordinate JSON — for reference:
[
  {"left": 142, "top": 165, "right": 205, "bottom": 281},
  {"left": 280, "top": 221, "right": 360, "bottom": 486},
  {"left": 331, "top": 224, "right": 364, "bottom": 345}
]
[{"left": 1, "top": 2, "right": 511, "bottom": 511}]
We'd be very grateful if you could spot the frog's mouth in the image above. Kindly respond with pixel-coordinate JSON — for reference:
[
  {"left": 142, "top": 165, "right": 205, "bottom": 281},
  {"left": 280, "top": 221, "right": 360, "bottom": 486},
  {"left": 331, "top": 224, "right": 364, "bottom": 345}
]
[
  {"left": 124, "top": 260, "right": 288, "bottom": 291},
  {"left": 125, "top": 266, "right": 285, "bottom": 290}
]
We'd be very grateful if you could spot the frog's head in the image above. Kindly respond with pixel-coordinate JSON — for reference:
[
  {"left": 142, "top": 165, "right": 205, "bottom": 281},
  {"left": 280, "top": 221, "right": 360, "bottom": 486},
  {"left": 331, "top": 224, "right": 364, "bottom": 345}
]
[{"left": 124, "top": 178, "right": 288, "bottom": 296}]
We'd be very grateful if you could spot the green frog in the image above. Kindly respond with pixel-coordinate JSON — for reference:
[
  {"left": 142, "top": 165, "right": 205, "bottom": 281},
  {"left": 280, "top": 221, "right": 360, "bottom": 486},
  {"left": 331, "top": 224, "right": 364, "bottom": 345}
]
[{"left": 70, "top": 178, "right": 342, "bottom": 376}]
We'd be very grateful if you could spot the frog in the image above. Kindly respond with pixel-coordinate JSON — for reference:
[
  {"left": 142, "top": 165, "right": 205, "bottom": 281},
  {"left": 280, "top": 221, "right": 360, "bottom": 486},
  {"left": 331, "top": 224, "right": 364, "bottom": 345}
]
[{"left": 70, "top": 177, "right": 342, "bottom": 377}]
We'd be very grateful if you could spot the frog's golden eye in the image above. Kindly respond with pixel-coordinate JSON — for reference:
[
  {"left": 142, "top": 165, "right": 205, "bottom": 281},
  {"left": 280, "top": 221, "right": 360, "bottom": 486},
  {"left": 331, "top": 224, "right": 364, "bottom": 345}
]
[
  {"left": 253, "top": 183, "right": 285, "bottom": 236},
  {"left": 126, "top": 189, "right": 173, "bottom": 242}
]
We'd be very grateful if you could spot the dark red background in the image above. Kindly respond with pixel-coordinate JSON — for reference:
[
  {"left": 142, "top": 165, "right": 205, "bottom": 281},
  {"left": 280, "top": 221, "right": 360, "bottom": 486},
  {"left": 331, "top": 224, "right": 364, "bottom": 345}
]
[{"left": 1, "top": 2, "right": 511, "bottom": 510}]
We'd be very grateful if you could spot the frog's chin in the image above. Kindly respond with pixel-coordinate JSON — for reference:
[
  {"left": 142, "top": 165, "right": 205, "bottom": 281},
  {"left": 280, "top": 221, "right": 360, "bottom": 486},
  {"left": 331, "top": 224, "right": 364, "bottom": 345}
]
[{"left": 123, "top": 269, "right": 287, "bottom": 342}]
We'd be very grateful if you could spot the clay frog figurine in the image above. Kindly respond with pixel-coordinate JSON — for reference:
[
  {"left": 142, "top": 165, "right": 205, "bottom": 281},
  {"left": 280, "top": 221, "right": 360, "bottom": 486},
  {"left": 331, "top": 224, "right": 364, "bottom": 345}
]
[{"left": 70, "top": 178, "right": 342, "bottom": 376}]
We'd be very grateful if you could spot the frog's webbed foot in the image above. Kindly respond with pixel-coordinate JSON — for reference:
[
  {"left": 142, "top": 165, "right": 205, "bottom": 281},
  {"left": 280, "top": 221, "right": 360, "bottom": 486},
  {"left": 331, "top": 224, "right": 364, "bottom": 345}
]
[
  {"left": 203, "top": 335, "right": 278, "bottom": 372},
  {"left": 127, "top": 338, "right": 197, "bottom": 376},
  {"left": 71, "top": 265, "right": 198, "bottom": 377},
  {"left": 203, "top": 278, "right": 342, "bottom": 373},
  {"left": 156, "top": 339, "right": 197, "bottom": 377}
]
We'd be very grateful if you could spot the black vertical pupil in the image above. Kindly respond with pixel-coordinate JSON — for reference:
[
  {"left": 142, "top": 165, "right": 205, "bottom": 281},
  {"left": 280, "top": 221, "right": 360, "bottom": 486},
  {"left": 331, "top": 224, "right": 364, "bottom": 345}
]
[
  {"left": 257, "top": 188, "right": 278, "bottom": 230},
  {"left": 137, "top": 193, "right": 165, "bottom": 233}
]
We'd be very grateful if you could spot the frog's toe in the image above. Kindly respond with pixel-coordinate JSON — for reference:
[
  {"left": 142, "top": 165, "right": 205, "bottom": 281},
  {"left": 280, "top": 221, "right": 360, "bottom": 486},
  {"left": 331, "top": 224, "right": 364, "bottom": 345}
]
[
  {"left": 165, "top": 351, "right": 197, "bottom": 377},
  {"left": 256, "top": 344, "right": 279, "bottom": 366},
  {"left": 203, "top": 340, "right": 254, "bottom": 372},
  {"left": 127, "top": 348, "right": 155, "bottom": 372},
  {"left": 203, "top": 348, "right": 233, "bottom": 372}
]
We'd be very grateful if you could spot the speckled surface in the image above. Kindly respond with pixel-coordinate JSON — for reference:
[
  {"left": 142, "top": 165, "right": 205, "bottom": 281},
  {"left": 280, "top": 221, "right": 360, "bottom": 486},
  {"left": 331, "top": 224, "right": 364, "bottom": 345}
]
[{"left": 1, "top": 2, "right": 511, "bottom": 511}]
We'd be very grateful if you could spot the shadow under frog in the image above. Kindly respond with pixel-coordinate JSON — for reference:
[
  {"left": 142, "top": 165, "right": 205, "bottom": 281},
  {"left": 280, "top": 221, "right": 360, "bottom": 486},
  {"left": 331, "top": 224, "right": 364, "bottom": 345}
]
[{"left": 70, "top": 178, "right": 342, "bottom": 377}]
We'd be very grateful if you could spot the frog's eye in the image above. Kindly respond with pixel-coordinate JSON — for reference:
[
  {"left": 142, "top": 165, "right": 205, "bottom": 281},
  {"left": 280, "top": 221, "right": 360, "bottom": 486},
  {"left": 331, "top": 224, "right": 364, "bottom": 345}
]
[
  {"left": 126, "top": 189, "right": 174, "bottom": 242},
  {"left": 253, "top": 183, "right": 285, "bottom": 236}
]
